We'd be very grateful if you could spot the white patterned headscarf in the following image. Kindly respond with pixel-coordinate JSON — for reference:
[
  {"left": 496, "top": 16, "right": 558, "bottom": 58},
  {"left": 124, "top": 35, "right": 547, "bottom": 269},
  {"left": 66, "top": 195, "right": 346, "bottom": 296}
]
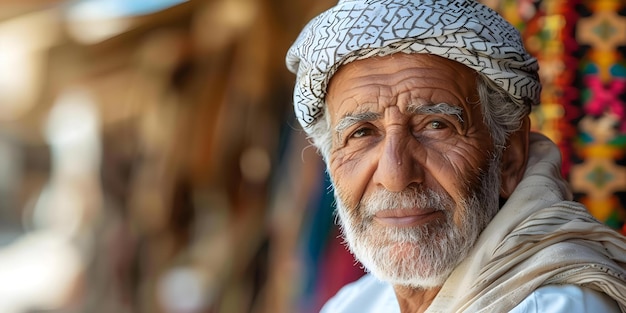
[{"left": 286, "top": 0, "right": 540, "bottom": 131}]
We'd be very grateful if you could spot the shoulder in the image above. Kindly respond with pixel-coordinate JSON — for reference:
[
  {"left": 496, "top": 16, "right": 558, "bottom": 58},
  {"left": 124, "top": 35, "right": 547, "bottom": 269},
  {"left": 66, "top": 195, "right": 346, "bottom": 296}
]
[
  {"left": 509, "top": 285, "right": 620, "bottom": 313},
  {"left": 320, "top": 274, "right": 399, "bottom": 313}
]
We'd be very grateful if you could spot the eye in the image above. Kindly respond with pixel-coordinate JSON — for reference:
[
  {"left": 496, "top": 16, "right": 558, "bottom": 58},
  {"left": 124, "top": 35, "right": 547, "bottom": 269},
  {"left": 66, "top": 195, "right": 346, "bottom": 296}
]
[
  {"left": 351, "top": 127, "right": 374, "bottom": 138},
  {"left": 428, "top": 120, "right": 448, "bottom": 130}
]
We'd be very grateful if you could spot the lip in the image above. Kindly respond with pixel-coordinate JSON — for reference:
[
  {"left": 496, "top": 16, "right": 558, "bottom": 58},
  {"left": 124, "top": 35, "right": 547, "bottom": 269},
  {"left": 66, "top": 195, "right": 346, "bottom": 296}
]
[{"left": 373, "top": 209, "right": 441, "bottom": 227}]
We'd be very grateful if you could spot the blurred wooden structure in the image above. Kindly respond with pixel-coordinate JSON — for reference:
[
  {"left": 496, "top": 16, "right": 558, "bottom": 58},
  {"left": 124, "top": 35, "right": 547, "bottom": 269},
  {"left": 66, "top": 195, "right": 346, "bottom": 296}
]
[{"left": 0, "top": 1, "right": 336, "bottom": 312}]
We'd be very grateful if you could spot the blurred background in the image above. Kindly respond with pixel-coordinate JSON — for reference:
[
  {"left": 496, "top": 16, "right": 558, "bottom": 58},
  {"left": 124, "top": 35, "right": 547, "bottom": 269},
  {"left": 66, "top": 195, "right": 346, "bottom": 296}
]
[{"left": 0, "top": 0, "right": 623, "bottom": 312}]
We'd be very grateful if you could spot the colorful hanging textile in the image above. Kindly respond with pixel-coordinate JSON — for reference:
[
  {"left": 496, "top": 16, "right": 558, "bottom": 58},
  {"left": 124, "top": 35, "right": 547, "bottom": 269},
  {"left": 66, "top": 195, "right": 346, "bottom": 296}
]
[{"left": 488, "top": 0, "right": 626, "bottom": 234}]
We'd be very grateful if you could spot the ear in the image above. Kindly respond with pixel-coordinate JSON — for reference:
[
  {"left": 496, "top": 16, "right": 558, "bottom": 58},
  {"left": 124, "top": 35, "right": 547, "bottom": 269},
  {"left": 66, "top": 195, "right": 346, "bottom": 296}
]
[{"left": 500, "top": 116, "right": 530, "bottom": 198}]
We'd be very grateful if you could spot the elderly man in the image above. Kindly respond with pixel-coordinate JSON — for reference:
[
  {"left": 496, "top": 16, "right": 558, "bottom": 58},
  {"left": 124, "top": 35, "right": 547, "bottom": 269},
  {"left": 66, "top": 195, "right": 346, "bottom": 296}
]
[{"left": 286, "top": 0, "right": 626, "bottom": 312}]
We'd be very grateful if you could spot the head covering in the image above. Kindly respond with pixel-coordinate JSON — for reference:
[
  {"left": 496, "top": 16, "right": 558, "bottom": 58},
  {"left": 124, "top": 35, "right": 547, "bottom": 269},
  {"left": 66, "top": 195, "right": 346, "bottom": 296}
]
[{"left": 286, "top": 0, "right": 540, "bottom": 131}]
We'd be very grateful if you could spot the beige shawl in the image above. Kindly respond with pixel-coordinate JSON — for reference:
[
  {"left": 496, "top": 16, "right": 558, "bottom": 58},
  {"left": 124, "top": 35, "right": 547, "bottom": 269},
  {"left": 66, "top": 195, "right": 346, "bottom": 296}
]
[{"left": 427, "top": 133, "right": 626, "bottom": 312}]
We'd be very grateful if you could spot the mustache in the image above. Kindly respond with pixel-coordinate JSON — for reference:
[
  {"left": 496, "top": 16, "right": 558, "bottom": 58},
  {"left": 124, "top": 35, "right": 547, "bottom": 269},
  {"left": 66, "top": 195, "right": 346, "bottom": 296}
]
[{"left": 359, "top": 186, "right": 454, "bottom": 217}]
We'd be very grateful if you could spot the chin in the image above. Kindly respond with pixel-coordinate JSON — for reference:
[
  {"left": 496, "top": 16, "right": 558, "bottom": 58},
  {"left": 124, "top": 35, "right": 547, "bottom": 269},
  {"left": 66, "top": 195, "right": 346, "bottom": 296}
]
[
  {"left": 337, "top": 200, "right": 490, "bottom": 291},
  {"left": 353, "top": 232, "right": 458, "bottom": 289}
]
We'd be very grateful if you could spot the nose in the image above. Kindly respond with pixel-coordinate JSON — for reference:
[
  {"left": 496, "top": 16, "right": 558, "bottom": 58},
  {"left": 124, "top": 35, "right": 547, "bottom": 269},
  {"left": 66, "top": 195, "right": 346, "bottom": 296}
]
[{"left": 372, "top": 132, "right": 424, "bottom": 192}]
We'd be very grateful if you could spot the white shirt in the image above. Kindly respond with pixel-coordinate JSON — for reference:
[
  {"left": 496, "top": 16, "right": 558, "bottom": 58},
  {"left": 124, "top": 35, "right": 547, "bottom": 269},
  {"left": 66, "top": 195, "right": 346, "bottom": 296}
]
[{"left": 320, "top": 274, "right": 620, "bottom": 312}]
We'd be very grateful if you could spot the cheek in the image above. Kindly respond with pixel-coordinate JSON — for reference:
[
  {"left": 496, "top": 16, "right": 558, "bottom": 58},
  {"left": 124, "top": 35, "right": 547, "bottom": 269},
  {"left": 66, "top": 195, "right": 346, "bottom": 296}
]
[
  {"left": 330, "top": 152, "right": 377, "bottom": 209},
  {"left": 425, "top": 143, "right": 492, "bottom": 200}
]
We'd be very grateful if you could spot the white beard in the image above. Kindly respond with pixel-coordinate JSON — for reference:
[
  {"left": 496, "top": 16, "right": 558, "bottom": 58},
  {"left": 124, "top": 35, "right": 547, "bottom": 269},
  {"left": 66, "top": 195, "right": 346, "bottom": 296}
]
[{"left": 333, "top": 155, "right": 502, "bottom": 289}]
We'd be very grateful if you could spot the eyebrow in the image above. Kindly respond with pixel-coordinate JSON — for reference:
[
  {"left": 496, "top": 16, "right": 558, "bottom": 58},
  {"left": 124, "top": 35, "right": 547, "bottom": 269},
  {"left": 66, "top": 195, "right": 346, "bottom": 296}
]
[
  {"left": 335, "top": 111, "right": 382, "bottom": 134},
  {"left": 407, "top": 102, "right": 464, "bottom": 124}
]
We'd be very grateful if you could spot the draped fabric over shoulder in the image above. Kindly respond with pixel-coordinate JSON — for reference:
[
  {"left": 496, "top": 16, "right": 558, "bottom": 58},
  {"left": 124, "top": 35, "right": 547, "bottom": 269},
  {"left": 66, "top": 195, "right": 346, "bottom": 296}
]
[{"left": 427, "top": 133, "right": 626, "bottom": 312}]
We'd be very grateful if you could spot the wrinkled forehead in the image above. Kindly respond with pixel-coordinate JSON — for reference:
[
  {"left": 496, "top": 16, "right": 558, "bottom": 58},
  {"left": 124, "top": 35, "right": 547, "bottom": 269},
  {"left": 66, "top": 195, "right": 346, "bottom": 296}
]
[
  {"left": 326, "top": 54, "right": 480, "bottom": 122},
  {"left": 286, "top": 0, "right": 540, "bottom": 132}
]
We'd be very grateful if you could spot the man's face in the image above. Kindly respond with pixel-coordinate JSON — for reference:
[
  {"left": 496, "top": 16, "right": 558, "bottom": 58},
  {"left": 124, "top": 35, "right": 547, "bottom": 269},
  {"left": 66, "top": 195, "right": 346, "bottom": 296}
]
[{"left": 326, "top": 53, "right": 502, "bottom": 288}]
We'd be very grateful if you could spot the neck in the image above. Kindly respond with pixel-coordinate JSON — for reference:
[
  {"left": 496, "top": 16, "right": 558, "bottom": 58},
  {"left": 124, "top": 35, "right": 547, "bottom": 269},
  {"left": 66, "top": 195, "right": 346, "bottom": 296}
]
[{"left": 393, "top": 285, "right": 441, "bottom": 313}]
